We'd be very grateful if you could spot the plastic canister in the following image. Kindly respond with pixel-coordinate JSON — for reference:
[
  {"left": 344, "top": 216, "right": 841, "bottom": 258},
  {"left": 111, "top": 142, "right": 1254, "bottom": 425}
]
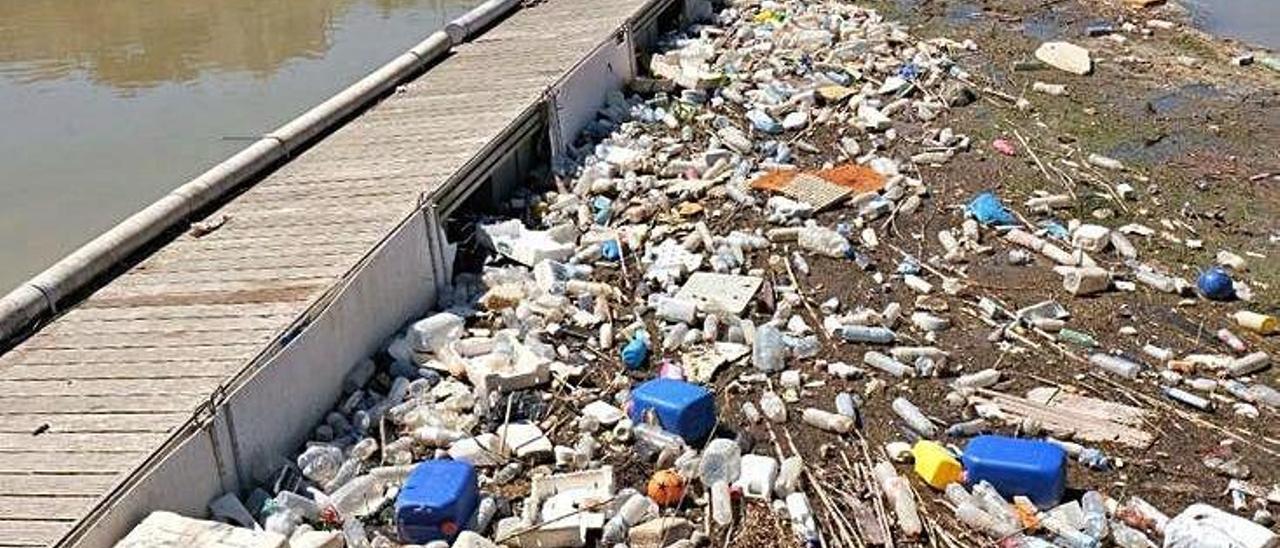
[
  {"left": 394, "top": 460, "right": 479, "bottom": 543},
  {"left": 628, "top": 378, "right": 716, "bottom": 443},
  {"left": 735, "top": 455, "right": 778, "bottom": 499},
  {"left": 961, "top": 435, "right": 1066, "bottom": 508},
  {"left": 911, "top": 441, "right": 963, "bottom": 490}
]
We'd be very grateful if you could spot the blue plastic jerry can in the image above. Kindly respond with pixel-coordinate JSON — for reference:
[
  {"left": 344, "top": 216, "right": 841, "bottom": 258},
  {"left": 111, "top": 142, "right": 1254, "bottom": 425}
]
[
  {"left": 628, "top": 378, "right": 716, "bottom": 443},
  {"left": 395, "top": 460, "right": 479, "bottom": 543},
  {"left": 961, "top": 435, "right": 1066, "bottom": 508}
]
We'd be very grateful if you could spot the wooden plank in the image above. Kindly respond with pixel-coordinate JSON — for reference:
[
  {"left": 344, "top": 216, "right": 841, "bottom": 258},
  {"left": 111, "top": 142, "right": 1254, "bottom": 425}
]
[
  {"left": 0, "top": 496, "right": 99, "bottom": 521},
  {"left": 19, "top": 330, "right": 276, "bottom": 352},
  {"left": 0, "top": 394, "right": 202, "bottom": 415},
  {"left": 0, "top": 378, "right": 219, "bottom": 397},
  {"left": 0, "top": 363, "right": 235, "bottom": 381},
  {"left": 2, "top": 345, "right": 262, "bottom": 365},
  {"left": 0, "top": 413, "right": 187, "bottom": 434},
  {"left": 0, "top": 475, "right": 120, "bottom": 497},
  {"left": 0, "top": 452, "right": 145, "bottom": 475},
  {"left": 0, "top": 432, "right": 166, "bottom": 453},
  {"left": 0, "top": 519, "right": 72, "bottom": 547}
]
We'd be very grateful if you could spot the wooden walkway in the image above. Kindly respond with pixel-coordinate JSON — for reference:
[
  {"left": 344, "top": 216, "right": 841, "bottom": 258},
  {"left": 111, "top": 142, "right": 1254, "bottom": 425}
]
[{"left": 0, "top": 0, "right": 652, "bottom": 544}]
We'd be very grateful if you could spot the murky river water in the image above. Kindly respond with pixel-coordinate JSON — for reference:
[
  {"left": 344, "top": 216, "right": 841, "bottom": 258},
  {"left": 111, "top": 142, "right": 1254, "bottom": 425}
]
[
  {"left": 1180, "top": 0, "right": 1280, "bottom": 50},
  {"left": 0, "top": 0, "right": 478, "bottom": 293}
]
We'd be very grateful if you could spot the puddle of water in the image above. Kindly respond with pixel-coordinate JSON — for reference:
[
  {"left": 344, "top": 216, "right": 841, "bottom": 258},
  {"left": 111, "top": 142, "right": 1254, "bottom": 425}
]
[
  {"left": 944, "top": 2, "right": 983, "bottom": 25},
  {"left": 1021, "top": 9, "right": 1069, "bottom": 41},
  {"left": 1108, "top": 130, "right": 1216, "bottom": 165},
  {"left": 0, "top": 0, "right": 479, "bottom": 293},
  {"left": 1145, "top": 83, "right": 1220, "bottom": 115},
  {"left": 1180, "top": 0, "right": 1280, "bottom": 50}
]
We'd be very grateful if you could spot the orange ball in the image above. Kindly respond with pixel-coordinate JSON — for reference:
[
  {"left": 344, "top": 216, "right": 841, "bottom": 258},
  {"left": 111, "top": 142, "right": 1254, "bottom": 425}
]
[{"left": 646, "top": 468, "right": 686, "bottom": 507}]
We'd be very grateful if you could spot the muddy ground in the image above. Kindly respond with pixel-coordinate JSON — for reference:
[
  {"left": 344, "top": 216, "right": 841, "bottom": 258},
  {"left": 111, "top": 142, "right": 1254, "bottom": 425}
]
[{"left": 447, "top": 0, "right": 1280, "bottom": 546}]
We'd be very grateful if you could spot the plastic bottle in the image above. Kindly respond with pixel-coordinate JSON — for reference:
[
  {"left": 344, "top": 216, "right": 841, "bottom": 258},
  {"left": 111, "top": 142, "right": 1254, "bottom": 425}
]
[
  {"left": 1228, "top": 351, "right": 1270, "bottom": 377},
  {"left": 971, "top": 481, "right": 1022, "bottom": 535},
  {"left": 775, "top": 456, "right": 804, "bottom": 497},
  {"left": 865, "top": 351, "right": 913, "bottom": 377},
  {"left": 786, "top": 492, "right": 819, "bottom": 542},
  {"left": 801, "top": 408, "right": 855, "bottom": 434},
  {"left": 634, "top": 423, "right": 686, "bottom": 455},
  {"left": 1081, "top": 491, "right": 1108, "bottom": 540},
  {"left": 1110, "top": 521, "right": 1156, "bottom": 548},
  {"left": 835, "top": 392, "right": 858, "bottom": 418},
  {"left": 328, "top": 475, "right": 385, "bottom": 518},
  {"left": 1057, "top": 328, "right": 1098, "bottom": 348},
  {"left": 711, "top": 480, "right": 733, "bottom": 525},
  {"left": 1116, "top": 496, "right": 1169, "bottom": 535},
  {"left": 655, "top": 296, "right": 698, "bottom": 324},
  {"left": 945, "top": 418, "right": 988, "bottom": 437},
  {"left": 699, "top": 439, "right": 742, "bottom": 486},
  {"left": 760, "top": 391, "right": 788, "bottom": 423},
  {"left": 752, "top": 324, "right": 788, "bottom": 373},
  {"left": 1089, "top": 353, "right": 1142, "bottom": 379},
  {"left": 297, "top": 445, "right": 344, "bottom": 485},
  {"left": 955, "top": 501, "right": 1016, "bottom": 538},
  {"left": 872, "top": 462, "right": 923, "bottom": 537},
  {"left": 413, "top": 425, "right": 466, "bottom": 447},
  {"left": 741, "top": 402, "right": 762, "bottom": 424},
  {"left": 1134, "top": 270, "right": 1180, "bottom": 293},
  {"left": 838, "top": 325, "right": 896, "bottom": 344},
  {"left": 798, "top": 226, "right": 852, "bottom": 258},
  {"left": 408, "top": 312, "right": 465, "bottom": 352},
  {"left": 891, "top": 397, "right": 937, "bottom": 437},
  {"left": 953, "top": 368, "right": 1001, "bottom": 388},
  {"left": 618, "top": 493, "right": 654, "bottom": 526},
  {"left": 341, "top": 517, "right": 371, "bottom": 548}
]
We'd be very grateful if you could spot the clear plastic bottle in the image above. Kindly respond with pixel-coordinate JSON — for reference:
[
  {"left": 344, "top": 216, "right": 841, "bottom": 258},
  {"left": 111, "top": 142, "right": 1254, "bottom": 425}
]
[
  {"left": 891, "top": 397, "right": 937, "bottom": 437},
  {"left": 865, "top": 351, "right": 912, "bottom": 377},
  {"left": 971, "top": 481, "right": 1022, "bottom": 535},
  {"left": 752, "top": 324, "right": 788, "bottom": 373},
  {"left": 1110, "top": 521, "right": 1157, "bottom": 548},
  {"left": 474, "top": 496, "right": 497, "bottom": 532},
  {"left": 341, "top": 517, "right": 371, "bottom": 548},
  {"left": 760, "top": 391, "right": 788, "bottom": 423},
  {"left": 634, "top": 423, "right": 686, "bottom": 455},
  {"left": 1081, "top": 491, "right": 1108, "bottom": 540},
  {"left": 835, "top": 392, "right": 858, "bottom": 418},
  {"left": 413, "top": 425, "right": 466, "bottom": 447},
  {"left": 1089, "top": 353, "right": 1143, "bottom": 379},
  {"left": 711, "top": 480, "right": 733, "bottom": 525},
  {"left": 838, "top": 325, "right": 897, "bottom": 344},
  {"left": 955, "top": 501, "right": 1016, "bottom": 538},
  {"left": 798, "top": 225, "right": 852, "bottom": 258},
  {"left": 297, "top": 445, "right": 344, "bottom": 485},
  {"left": 786, "top": 492, "right": 819, "bottom": 542},
  {"left": 408, "top": 312, "right": 465, "bottom": 352},
  {"left": 873, "top": 462, "right": 923, "bottom": 537},
  {"left": 699, "top": 439, "right": 742, "bottom": 486},
  {"left": 328, "top": 475, "right": 385, "bottom": 518}
]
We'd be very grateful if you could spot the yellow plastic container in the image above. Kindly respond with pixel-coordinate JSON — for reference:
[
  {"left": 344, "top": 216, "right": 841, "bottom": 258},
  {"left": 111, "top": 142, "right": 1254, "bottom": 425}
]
[{"left": 911, "top": 440, "right": 964, "bottom": 490}]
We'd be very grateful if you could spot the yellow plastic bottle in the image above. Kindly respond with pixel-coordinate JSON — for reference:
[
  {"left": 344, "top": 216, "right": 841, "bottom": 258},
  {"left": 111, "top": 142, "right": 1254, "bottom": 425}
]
[{"left": 911, "top": 440, "right": 964, "bottom": 490}]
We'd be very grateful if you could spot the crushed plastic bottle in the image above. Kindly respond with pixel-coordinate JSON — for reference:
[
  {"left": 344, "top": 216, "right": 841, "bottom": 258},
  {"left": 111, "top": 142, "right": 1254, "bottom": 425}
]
[
  {"left": 752, "top": 323, "right": 788, "bottom": 373},
  {"left": 698, "top": 438, "right": 742, "bottom": 486},
  {"left": 797, "top": 225, "right": 852, "bottom": 258}
]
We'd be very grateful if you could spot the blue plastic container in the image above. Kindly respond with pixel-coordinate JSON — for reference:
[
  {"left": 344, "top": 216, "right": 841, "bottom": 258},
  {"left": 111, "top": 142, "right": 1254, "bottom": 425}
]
[
  {"left": 395, "top": 460, "right": 479, "bottom": 543},
  {"left": 628, "top": 378, "right": 716, "bottom": 443},
  {"left": 961, "top": 435, "right": 1066, "bottom": 508}
]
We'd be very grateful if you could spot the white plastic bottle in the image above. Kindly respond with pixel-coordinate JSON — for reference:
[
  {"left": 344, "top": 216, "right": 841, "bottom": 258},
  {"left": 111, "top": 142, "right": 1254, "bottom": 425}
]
[{"left": 711, "top": 480, "right": 733, "bottom": 525}]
